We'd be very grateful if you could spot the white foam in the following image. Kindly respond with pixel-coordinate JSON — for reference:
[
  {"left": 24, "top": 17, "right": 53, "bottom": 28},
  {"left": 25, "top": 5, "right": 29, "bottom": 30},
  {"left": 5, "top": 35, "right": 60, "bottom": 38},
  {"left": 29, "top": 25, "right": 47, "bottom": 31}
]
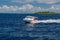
[{"left": 36, "top": 19, "right": 60, "bottom": 23}]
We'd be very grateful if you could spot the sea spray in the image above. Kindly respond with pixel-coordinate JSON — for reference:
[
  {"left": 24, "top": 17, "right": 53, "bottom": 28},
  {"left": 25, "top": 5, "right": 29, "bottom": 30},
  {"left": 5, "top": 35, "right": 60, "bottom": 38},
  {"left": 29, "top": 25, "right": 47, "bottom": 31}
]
[{"left": 36, "top": 19, "right": 60, "bottom": 23}]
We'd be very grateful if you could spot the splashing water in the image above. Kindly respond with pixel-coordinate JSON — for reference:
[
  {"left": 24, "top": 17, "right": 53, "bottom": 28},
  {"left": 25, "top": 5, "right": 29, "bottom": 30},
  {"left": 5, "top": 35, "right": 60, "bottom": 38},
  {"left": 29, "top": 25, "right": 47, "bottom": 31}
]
[{"left": 36, "top": 19, "right": 60, "bottom": 23}]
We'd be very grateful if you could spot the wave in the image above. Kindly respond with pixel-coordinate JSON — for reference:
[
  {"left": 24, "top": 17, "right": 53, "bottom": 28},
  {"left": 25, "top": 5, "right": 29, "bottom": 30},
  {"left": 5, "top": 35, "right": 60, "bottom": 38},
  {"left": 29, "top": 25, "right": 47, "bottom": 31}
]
[{"left": 36, "top": 19, "right": 60, "bottom": 23}]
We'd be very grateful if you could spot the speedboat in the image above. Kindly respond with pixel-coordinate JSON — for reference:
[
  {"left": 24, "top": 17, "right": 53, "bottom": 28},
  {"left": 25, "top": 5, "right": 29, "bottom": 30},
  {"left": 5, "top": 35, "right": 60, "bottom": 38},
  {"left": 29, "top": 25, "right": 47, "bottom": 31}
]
[
  {"left": 23, "top": 16, "right": 38, "bottom": 24},
  {"left": 23, "top": 16, "right": 60, "bottom": 24}
]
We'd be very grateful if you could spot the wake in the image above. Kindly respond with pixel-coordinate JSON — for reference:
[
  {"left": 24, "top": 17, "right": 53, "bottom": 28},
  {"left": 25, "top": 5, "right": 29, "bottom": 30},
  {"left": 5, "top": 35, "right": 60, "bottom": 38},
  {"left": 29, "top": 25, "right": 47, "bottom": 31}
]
[{"left": 36, "top": 19, "right": 60, "bottom": 23}]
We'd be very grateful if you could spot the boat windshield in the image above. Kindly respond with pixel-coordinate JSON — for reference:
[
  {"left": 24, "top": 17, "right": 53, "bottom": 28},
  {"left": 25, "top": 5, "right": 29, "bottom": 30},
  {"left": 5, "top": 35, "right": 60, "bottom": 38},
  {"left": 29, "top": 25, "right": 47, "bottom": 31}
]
[{"left": 24, "top": 16, "right": 38, "bottom": 20}]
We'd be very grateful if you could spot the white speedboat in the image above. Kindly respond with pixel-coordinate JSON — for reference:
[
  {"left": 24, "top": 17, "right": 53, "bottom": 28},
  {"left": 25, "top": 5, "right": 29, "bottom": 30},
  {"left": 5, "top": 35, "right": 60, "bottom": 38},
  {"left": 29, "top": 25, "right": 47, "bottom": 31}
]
[
  {"left": 23, "top": 16, "right": 60, "bottom": 24},
  {"left": 23, "top": 16, "right": 38, "bottom": 24}
]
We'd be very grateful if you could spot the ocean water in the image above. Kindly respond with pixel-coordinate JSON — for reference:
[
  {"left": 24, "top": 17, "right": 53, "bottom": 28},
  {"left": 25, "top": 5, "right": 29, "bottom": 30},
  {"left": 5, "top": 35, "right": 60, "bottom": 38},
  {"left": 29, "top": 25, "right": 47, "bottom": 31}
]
[{"left": 0, "top": 14, "right": 60, "bottom": 40}]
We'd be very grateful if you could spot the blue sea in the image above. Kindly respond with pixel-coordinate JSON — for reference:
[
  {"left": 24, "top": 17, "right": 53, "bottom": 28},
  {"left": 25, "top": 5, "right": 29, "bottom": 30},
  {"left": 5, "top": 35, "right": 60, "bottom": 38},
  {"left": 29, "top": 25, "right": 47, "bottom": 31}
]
[{"left": 0, "top": 14, "right": 60, "bottom": 40}]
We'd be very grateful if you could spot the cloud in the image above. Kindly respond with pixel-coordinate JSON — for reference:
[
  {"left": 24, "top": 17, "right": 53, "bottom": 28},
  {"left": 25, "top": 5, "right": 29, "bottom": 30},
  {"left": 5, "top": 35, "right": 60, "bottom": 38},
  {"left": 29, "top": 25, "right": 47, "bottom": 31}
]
[
  {"left": 19, "top": 4, "right": 42, "bottom": 13},
  {"left": 0, "top": 5, "right": 19, "bottom": 13},
  {"left": 20, "top": 4, "right": 60, "bottom": 13},
  {"left": 0, "top": 4, "right": 60, "bottom": 13},
  {"left": 49, "top": 5, "right": 60, "bottom": 10},
  {"left": 45, "top": 5, "right": 60, "bottom": 12},
  {"left": 0, "top": 4, "right": 41, "bottom": 13},
  {"left": 12, "top": 0, "right": 33, "bottom": 3},
  {"left": 12, "top": 0, "right": 60, "bottom": 4},
  {"left": 37, "top": 0, "right": 60, "bottom": 4}
]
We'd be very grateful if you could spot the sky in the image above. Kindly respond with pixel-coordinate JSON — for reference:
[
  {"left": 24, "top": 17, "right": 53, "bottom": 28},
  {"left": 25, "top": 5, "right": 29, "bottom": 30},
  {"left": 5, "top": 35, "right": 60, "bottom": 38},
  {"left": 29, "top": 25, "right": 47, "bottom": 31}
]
[{"left": 0, "top": 0, "right": 60, "bottom": 13}]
